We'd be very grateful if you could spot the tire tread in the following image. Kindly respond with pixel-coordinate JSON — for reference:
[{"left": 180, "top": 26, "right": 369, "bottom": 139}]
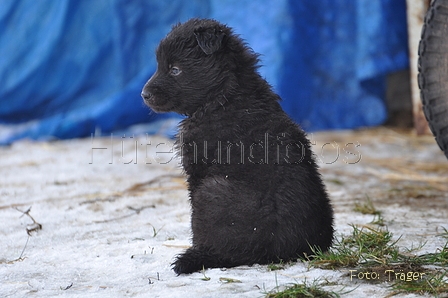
[{"left": 419, "top": 0, "right": 448, "bottom": 158}]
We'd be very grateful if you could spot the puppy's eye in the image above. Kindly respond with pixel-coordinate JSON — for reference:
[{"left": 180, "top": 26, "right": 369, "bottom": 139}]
[{"left": 170, "top": 66, "right": 181, "bottom": 76}]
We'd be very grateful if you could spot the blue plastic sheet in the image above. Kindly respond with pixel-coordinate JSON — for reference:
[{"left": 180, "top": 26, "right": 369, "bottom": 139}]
[{"left": 0, "top": 0, "right": 409, "bottom": 144}]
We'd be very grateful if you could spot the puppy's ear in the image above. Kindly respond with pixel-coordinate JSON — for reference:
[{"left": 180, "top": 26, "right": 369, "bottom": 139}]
[{"left": 194, "top": 27, "right": 226, "bottom": 55}]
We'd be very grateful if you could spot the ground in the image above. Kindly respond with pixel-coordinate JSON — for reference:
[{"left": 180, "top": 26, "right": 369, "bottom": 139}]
[{"left": 1, "top": 128, "right": 447, "bottom": 297}]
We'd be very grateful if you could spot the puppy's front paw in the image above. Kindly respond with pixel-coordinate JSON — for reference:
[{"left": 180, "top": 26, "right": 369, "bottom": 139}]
[{"left": 172, "top": 250, "right": 202, "bottom": 275}]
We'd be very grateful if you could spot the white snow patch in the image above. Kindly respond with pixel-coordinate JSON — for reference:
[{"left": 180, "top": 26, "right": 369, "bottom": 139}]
[{"left": 1, "top": 129, "right": 447, "bottom": 297}]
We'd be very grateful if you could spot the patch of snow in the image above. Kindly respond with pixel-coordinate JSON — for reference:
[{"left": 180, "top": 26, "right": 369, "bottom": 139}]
[{"left": 1, "top": 129, "right": 446, "bottom": 297}]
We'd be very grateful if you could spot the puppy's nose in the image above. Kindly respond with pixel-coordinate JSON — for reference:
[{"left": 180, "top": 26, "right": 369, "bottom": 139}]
[{"left": 141, "top": 91, "right": 151, "bottom": 100}]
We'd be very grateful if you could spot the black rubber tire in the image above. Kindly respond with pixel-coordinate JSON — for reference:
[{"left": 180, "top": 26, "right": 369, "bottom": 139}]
[{"left": 418, "top": 0, "right": 448, "bottom": 159}]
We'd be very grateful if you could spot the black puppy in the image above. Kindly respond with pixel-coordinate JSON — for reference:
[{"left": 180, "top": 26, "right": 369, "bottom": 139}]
[{"left": 141, "top": 18, "right": 334, "bottom": 275}]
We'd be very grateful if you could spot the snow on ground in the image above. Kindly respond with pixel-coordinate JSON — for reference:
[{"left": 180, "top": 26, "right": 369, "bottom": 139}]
[{"left": 1, "top": 128, "right": 447, "bottom": 297}]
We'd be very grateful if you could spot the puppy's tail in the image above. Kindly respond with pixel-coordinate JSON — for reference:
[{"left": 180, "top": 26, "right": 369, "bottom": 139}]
[{"left": 172, "top": 247, "right": 231, "bottom": 275}]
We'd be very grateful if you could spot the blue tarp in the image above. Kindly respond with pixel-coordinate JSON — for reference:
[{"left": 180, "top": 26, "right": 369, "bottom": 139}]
[{"left": 0, "top": 0, "right": 409, "bottom": 144}]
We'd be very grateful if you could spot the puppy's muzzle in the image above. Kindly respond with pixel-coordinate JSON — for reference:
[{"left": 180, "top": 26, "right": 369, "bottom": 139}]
[
  {"left": 141, "top": 89, "right": 156, "bottom": 108},
  {"left": 141, "top": 71, "right": 159, "bottom": 104},
  {"left": 141, "top": 90, "right": 152, "bottom": 101}
]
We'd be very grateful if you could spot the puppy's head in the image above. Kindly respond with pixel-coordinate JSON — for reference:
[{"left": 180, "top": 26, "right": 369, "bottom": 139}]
[{"left": 141, "top": 18, "right": 258, "bottom": 116}]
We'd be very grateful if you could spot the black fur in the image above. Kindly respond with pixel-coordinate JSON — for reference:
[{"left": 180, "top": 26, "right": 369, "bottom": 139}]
[{"left": 141, "top": 18, "right": 334, "bottom": 275}]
